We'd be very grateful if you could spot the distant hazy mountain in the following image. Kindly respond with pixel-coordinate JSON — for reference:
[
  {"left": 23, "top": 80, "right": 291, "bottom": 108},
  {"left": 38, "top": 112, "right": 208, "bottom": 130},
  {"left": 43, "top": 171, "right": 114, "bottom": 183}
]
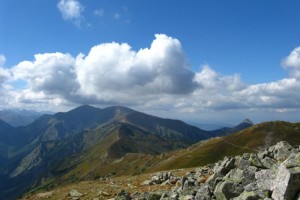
[
  {"left": 0, "top": 119, "right": 18, "bottom": 165},
  {"left": 0, "top": 105, "right": 253, "bottom": 200},
  {"left": 210, "top": 118, "right": 254, "bottom": 136},
  {"left": 189, "top": 122, "right": 234, "bottom": 131},
  {"left": 0, "top": 109, "right": 52, "bottom": 127},
  {"left": 190, "top": 119, "right": 254, "bottom": 131}
]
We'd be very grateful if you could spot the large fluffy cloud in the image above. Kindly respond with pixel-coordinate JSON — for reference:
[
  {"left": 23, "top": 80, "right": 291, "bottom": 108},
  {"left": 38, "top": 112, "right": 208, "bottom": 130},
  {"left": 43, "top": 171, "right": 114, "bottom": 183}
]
[
  {"left": 187, "top": 65, "right": 300, "bottom": 111},
  {"left": 76, "top": 34, "right": 195, "bottom": 102},
  {"left": 12, "top": 53, "right": 78, "bottom": 96},
  {"left": 9, "top": 34, "right": 195, "bottom": 106},
  {"left": 2, "top": 35, "right": 300, "bottom": 120},
  {"left": 239, "top": 78, "right": 300, "bottom": 109}
]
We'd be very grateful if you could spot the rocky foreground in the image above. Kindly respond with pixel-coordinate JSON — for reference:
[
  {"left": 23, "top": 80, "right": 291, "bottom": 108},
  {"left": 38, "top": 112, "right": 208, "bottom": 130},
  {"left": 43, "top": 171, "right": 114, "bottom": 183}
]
[
  {"left": 27, "top": 141, "right": 300, "bottom": 200},
  {"left": 110, "top": 141, "right": 300, "bottom": 200}
]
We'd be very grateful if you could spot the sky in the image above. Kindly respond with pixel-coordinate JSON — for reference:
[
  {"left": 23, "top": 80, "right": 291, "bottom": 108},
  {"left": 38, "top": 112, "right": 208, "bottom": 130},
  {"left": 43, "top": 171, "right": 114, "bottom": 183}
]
[{"left": 1, "top": 0, "right": 300, "bottom": 125}]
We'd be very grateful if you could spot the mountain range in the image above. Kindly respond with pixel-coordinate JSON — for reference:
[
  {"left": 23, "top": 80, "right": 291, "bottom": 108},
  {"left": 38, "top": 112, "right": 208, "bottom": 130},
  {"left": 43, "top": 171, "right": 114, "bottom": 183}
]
[
  {"left": 0, "top": 109, "right": 51, "bottom": 127},
  {"left": 0, "top": 105, "right": 254, "bottom": 199}
]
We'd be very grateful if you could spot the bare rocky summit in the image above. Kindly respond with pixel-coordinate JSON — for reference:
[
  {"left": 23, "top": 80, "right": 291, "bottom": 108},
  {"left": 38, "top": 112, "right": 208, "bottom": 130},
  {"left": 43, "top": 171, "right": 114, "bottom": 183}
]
[{"left": 114, "top": 141, "right": 300, "bottom": 200}]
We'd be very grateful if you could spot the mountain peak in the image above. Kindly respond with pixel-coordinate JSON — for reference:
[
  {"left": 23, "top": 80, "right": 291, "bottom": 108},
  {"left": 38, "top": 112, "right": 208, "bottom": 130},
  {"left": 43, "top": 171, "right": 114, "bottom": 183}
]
[
  {"left": 241, "top": 119, "right": 254, "bottom": 125},
  {"left": 72, "top": 104, "right": 95, "bottom": 111}
]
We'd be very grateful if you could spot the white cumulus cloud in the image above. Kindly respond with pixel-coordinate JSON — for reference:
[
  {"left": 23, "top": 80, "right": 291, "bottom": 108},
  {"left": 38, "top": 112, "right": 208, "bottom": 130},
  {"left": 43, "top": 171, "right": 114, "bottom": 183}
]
[
  {"left": 76, "top": 34, "right": 195, "bottom": 102},
  {"left": 4, "top": 35, "right": 300, "bottom": 121},
  {"left": 0, "top": 54, "right": 11, "bottom": 89},
  {"left": 282, "top": 46, "right": 300, "bottom": 79},
  {"left": 238, "top": 78, "right": 300, "bottom": 109},
  {"left": 12, "top": 53, "right": 79, "bottom": 101},
  {"left": 194, "top": 65, "right": 245, "bottom": 92},
  {"left": 57, "top": 0, "right": 84, "bottom": 26},
  {"left": 0, "top": 67, "right": 10, "bottom": 87},
  {"left": 9, "top": 34, "right": 195, "bottom": 106},
  {"left": 0, "top": 54, "right": 6, "bottom": 67}
]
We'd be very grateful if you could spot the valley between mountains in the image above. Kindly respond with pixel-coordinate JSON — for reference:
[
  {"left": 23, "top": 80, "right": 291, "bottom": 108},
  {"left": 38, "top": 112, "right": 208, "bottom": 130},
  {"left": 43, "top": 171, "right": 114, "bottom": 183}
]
[{"left": 0, "top": 105, "right": 300, "bottom": 200}]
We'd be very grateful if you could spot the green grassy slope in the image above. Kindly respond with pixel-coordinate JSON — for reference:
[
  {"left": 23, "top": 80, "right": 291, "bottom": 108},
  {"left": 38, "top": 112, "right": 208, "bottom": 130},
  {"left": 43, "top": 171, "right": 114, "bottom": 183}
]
[
  {"left": 149, "top": 121, "right": 300, "bottom": 171},
  {"left": 33, "top": 123, "right": 184, "bottom": 190},
  {"left": 30, "top": 121, "right": 300, "bottom": 194}
]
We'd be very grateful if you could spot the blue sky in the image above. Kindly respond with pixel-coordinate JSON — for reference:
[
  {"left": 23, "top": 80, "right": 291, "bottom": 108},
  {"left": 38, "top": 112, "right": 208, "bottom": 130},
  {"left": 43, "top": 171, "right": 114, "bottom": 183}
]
[{"left": 1, "top": 0, "right": 300, "bottom": 125}]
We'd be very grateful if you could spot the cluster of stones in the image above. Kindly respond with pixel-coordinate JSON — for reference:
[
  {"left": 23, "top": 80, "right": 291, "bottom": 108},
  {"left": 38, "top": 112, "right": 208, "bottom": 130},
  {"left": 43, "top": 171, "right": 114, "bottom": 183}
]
[
  {"left": 141, "top": 171, "right": 181, "bottom": 186},
  {"left": 114, "top": 141, "right": 300, "bottom": 200}
]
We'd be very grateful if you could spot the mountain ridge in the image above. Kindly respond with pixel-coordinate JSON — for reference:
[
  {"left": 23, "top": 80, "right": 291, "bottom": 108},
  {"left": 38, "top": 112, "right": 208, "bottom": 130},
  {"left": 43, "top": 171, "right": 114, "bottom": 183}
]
[
  {"left": 20, "top": 121, "right": 300, "bottom": 200},
  {"left": 0, "top": 105, "right": 254, "bottom": 200}
]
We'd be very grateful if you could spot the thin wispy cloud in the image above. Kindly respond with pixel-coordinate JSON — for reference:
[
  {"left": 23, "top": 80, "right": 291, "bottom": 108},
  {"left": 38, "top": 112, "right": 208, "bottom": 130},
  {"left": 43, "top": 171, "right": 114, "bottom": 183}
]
[
  {"left": 110, "top": 7, "right": 130, "bottom": 22},
  {"left": 94, "top": 9, "right": 105, "bottom": 17},
  {"left": 57, "top": 0, "right": 84, "bottom": 27},
  {"left": 113, "top": 13, "right": 121, "bottom": 20},
  {"left": 57, "top": 0, "right": 129, "bottom": 27},
  {"left": 113, "top": 7, "right": 130, "bottom": 23}
]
